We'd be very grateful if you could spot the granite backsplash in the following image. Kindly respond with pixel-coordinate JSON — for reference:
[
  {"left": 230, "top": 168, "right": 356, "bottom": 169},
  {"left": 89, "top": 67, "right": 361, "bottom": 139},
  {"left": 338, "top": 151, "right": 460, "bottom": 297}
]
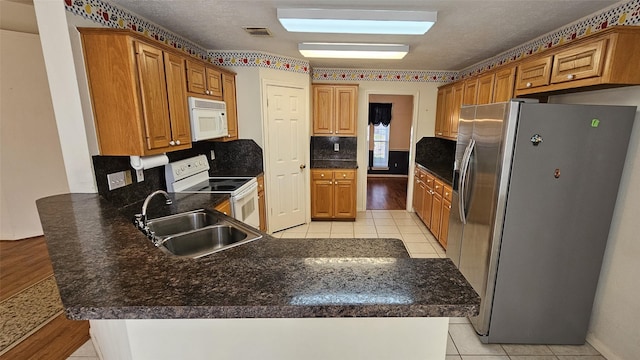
[
  {"left": 93, "top": 140, "right": 263, "bottom": 208},
  {"left": 415, "top": 137, "right": 456, "bottom": 182},
  {"left": 310, "top": 136, "right": 357, "bottom": 161}
]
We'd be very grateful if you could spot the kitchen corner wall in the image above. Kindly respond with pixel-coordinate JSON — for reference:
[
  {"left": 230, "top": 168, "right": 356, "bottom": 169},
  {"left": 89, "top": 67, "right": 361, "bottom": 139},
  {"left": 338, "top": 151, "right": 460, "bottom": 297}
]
[{"left": 548, "top": 86, "right": 640, "bottom": 360}]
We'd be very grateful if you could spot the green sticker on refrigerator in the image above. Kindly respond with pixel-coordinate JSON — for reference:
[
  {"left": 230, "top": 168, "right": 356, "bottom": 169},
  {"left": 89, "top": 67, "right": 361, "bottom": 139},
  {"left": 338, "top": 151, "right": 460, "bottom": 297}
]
[{"left": 591, "top": 119, "right": 600, "bottom": 128}]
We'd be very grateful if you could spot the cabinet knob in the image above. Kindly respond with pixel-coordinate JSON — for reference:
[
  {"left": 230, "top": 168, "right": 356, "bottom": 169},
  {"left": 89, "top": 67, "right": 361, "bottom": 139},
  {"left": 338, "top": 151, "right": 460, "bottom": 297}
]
[
  {"left": 321, "top": 174, "right": 324, "bottom": 177},
  {"left": 175, "top": 140, "right": 181, "bottom": 145},
  {"left": 205, "top": 90, "right": 210, "bottom": 95},
  {"left": 342, "top": 173, "right": 346, "bottom": 178},
  {"left": 169, "top": 140, "right": 175, "bottom": 146},
  {"left": 526, "top": 82, "right": 532, "bottom": 88},
  {"left": 329, "top": 181, "right": 333, "bottom": 185},
  {"left": 435, "top": 185, "right": 440, "bottom": 189},
  {"left": 567, "top": 74, "right": 575, "bottom": 80}
]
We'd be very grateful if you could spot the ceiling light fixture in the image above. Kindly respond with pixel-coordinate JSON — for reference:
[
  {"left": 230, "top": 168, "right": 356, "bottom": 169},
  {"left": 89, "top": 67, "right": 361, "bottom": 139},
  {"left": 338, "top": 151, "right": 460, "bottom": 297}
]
[
  {"left": 298, "top": 43, "right": 409, "bottom": 59},
  {"left": 278, "top": 8, "right": 437, "bottom": 35}
]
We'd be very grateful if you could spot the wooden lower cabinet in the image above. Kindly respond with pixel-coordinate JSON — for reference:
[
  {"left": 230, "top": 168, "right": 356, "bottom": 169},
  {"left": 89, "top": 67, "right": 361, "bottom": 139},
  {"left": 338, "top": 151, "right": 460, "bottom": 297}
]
[
  {"left": 412, "top": 165, "right": 453, "bottom": 249},
  {"left": 214, "top": 199, "right": 231, "bottom": 216},
  {"left": 311, "top": 169, "right": 356, "bottom": 220},
  {"left": 257, "top": 174, "right": 266, "bottom": 232}
]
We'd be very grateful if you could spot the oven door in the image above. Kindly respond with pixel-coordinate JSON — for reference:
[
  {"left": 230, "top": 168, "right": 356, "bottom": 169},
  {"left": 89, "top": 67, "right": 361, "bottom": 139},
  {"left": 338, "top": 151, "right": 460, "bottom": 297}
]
[{"left": 231, "top": 182, "right": 260, "bottom": 228}]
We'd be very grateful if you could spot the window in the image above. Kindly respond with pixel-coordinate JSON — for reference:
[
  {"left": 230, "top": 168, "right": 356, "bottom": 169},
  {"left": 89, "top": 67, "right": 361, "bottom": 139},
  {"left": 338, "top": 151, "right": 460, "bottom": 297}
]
[{"left": 372, "top": 123, "right": 390, "bottom": 169}]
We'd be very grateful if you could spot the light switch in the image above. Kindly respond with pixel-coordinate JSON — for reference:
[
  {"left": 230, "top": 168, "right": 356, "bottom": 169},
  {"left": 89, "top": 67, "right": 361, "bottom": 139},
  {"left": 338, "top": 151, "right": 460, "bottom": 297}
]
[{"left": 334, "top": 143, "right": 339, "bottom": 151}]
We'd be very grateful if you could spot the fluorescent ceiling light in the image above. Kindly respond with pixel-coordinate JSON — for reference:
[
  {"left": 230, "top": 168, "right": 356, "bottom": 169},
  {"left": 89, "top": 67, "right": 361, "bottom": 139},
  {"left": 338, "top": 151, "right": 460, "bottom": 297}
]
[
  {"left": 298, "top": 43, "right": 409, "bottom": 59},
  {"left": 278, "top": 8, "right": 437, "bottom": 35}
]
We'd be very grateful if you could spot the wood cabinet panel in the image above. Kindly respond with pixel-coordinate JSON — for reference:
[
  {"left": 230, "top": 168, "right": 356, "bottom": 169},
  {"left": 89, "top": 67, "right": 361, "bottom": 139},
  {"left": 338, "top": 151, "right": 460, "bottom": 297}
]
[
  {"left": 186, "top": 59, "right": 207, "bottom": 94},
  {"left": 206, "top": 67, "right": 223, "bottom": 97},
  {"left": 550, "top": 39, "right": 606, "bottom": 84},
  {"left": 515, "top": 56, "right": 552, "bottom": 90},
  {"left": 414, "top": 165, "right": 452, "bottom": 249},
  {"left": 493, "top": 67, "right": 515, "bottom": 102},
  {"left": 450, "top": 82, "right": 464, "bottom": 138},
  {"left": 431, "top": 193, "right": 442, "bottom": 239},
  {"left": 312, "top": 84, "right": 357, "bottom": 136},
  {"left": 434, "top": 88, "right": 445, "bottom": 137},
  {"left": 311, "top": 169, "right": 356, "bottom": 220},
  {"left": 257, "top": 174, "right": 266, "bottom": 232},
  {"left": 476, "top": 73, "right": 495, "bottom": 105},
  {"left": 216, "top": 73, "right": 238, "bottom": 141},
  {"left": 463, "top": 78, "right": 478, "bottom": 105},
  {"left": 439, "top": 199, "right": 451, "bottom": 249},
  {"left": 164, "top": 52, "right": 191, "bottom": 146},
  {"left": 214, "top": 199, "right": 231, "bottom": 216}
]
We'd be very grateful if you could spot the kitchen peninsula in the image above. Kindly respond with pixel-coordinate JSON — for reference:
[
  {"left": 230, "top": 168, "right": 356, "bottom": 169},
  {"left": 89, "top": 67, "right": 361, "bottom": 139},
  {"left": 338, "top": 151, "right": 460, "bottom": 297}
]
[{"left": 37, "top": 193, "right": 479, "bottom": 360}]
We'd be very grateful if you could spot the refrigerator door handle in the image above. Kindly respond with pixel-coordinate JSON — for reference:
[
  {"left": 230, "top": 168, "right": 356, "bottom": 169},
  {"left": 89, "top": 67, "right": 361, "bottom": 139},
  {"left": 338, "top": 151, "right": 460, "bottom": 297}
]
[{"left": 459, "top": 139, "right": 476, "bottom": 224}]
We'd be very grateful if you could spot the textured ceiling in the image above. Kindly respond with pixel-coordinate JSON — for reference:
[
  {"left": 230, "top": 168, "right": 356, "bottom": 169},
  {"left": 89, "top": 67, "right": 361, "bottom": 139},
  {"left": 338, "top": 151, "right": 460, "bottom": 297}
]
[{"left": 107, "top": 0, "right": 621, "bottom": 70}]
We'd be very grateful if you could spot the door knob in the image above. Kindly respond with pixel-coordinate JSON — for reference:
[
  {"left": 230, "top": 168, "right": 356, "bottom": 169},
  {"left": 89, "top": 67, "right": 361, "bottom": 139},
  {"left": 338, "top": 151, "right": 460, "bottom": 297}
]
[{"left": 300, "top": 164, "right": 306, "bottom": 169}]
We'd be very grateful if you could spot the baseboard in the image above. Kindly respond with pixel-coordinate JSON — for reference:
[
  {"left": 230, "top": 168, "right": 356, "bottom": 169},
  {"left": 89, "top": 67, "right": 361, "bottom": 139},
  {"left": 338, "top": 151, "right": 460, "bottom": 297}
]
[
  {"left": 586, "top": 332, "right": 620, "bottom": 360},
  {"left": 367, "top": 174, "right": 409, "bottom": 178}
]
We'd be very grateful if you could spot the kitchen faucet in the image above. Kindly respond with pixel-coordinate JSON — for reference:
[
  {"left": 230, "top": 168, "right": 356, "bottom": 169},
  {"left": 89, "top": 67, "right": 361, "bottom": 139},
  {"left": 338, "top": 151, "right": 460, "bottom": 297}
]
[{"left": 135, "top": 190, "right": 173, "bottom": 232}]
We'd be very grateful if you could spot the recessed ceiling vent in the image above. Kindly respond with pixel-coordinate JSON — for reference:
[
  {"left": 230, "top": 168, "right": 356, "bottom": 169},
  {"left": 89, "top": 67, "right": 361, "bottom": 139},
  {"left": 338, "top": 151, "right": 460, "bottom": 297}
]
[{"left": 243, "top": 27, "right": 273, "bottom": 36}]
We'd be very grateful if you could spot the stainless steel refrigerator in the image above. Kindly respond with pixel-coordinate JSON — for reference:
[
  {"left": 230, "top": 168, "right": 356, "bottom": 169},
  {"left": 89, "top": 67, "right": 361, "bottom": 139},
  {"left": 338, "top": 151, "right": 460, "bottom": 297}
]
[{"left": 447, "top": 100, "right": 636, "bottom": 344}]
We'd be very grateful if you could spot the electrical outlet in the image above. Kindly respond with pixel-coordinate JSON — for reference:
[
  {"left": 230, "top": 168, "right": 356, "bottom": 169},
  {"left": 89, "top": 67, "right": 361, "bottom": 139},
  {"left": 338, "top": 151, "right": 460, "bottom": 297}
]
[
  {"left": 210, "top": 150, "right": 216, "bottom": 160},
  {"left": 334, "top": 143, "right": 339, "bottom": 151},
  {"left": 136, "top": 169, "right": 144, "bottom": 182},
  {"left": 107, "top": 170, "right": 132, "bottom": 190}
]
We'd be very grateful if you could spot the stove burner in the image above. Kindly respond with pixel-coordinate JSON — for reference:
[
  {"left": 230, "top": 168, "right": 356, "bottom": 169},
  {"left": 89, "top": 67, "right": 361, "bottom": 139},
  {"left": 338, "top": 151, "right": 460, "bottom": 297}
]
[{"left": 211, "top": 185, "right": 236, "bottom": 191}]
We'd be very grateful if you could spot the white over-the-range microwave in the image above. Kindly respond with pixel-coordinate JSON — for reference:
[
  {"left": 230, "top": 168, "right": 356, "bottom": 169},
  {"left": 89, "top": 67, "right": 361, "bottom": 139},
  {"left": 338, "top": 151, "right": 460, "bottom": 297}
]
[{"left": 188, "top": 97, "right": 228, "bottom": 141}]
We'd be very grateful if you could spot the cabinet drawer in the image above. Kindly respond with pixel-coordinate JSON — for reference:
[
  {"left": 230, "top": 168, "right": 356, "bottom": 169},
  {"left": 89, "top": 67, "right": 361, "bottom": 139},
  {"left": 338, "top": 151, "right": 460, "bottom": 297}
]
[
  {"left": 443, "top": 185, "right": 452, "bottom": 202},
  {"left": 312, "top": 170, "right": 333, "bottom": 180},
  {"left": 433, "top": 179, "right": 444, "bottom": 196},
  {"left": 550, "top": 39, "right": 607, "bottom": 84},
  {"left": 516, "top": 56, "right": 552, "bottom": 90},
  {"left": 425, "top": 174, "right": 435, "bottom": 189},
  {"left": 335, "top": 170, "right": 356, "bottom": 180}
]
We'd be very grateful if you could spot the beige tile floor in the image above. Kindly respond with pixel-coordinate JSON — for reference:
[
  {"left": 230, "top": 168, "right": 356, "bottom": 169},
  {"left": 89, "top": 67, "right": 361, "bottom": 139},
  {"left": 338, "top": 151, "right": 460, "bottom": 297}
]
[{"left": 67, "top": 210, "right": 605, "bottom": 359}]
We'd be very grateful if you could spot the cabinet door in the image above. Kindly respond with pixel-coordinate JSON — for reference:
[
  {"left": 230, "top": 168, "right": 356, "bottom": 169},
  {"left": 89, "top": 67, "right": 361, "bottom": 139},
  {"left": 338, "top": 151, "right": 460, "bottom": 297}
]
[
  {"left": 334, "top": 86, "right": 357, "bottom": 136},
  {"left": 135, "top": 41, "right": 172, "bottom": 150},
  {"left": 258, "top": 191, "right": 266, "bottom": 231},
  {"left": 550, "top": 39, "right": 606, "bottom": 84},
  {"left": 450, "top": 82, "right": 464, "bottom": 139},
  {"left": 164, "top": 52, "right": 191, "bottom": 147},
  {"left": 493, "top": 67, "right": 515, "bottom": 102},
  {"left": 442, "top": 86, "right": 454, "bottom": 137},
  {"left": 422, "top": 187, "right": 433, "bottom": 228},
  {"left": 206, "top": 67, "right": 223, "bottom": 97},
  {"left": 186, "top": 59, "right": 207, "bottom": 95},
  {"left": 439, "top": 199, "right": 451, "bottom": 249},
  {"left": 221, "top": 73, "right": 238, "bottom": 140},
  {"left": 412, "top": 173, "right": 424, "bottom": 217},
  {"left": 311, "top": 171, "right": 333, "bottom": 218},
  {"left": 515, "top": 56, "right": 552, "bottom": 90},
  {"left": 313, "top": 86, "right": 334, "bottom": 134},
  {"left": 334, "top": 178, "right": 356, "bottom": 218},
  {"left": 476, "top": 73, "right": 495, "bottom": 105},
  {"left": 431, "top": 194, "right": 443, "bottom": 239},
  {"left": 214, "top": 199, "right": 231, "bottom": 216},
  {"left": 463, "top": 78, "right": 478, "bottom": 105},
  {"left": 435, "top": 88, "right": 446, "bottom": 137}
]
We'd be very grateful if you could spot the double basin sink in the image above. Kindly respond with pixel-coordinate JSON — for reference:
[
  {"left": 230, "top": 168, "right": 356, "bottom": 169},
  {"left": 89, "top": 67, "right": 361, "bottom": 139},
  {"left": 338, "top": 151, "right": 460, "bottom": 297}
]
[{"left": 142, "top": 209, "right": 262, "bottom": 258}]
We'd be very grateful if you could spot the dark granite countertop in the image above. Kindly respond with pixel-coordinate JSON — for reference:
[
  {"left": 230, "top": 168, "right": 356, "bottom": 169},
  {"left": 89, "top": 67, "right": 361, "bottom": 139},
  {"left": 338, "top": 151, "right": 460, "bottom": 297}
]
[
  {"left": 36, "top": 193, "right": 479, "bottom": 320},
  {"left": 310, "top": 160, "right": 359, "bottom": 169}
]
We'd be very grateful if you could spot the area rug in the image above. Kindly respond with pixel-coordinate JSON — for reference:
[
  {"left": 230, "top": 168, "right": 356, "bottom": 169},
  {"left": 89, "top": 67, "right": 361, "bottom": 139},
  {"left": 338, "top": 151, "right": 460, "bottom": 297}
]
[{"left": 0, "top": 275, "right": 64, "bottom": 356}]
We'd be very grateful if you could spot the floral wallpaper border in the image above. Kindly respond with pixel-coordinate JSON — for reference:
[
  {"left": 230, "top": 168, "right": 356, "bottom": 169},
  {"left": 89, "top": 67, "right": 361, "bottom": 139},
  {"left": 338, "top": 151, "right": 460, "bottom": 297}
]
[
  {"left": 459, "top": 0, "right": 640, "bottom": 78},
  {"left": 65, "top": 0, "right": 639, "bottom": 81},
  {"left": 311, "top": 69, "right": 458, "bottom": 83}
]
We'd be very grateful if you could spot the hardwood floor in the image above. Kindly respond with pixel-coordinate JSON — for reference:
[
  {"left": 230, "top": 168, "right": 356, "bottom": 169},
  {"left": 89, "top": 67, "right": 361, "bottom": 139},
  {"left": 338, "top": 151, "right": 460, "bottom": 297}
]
[
  {"left": 0, "top": 237, "right": 89, "bottom": 360},
  {"left": 366, "top": 176, "right": 408, "bottom": 210}
]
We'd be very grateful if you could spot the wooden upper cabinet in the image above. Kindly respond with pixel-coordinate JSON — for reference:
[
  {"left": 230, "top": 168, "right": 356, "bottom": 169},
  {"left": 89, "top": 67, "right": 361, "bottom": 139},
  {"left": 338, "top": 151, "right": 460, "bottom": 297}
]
[
  {"left": 463, "top": 78, "right": 478, "bottom": 105},
  {"left": 493, "top": 67, "right": 515, "bottom": 102},
  {"left": 434, "top": 88, "right": 445, "bottom": 137},
  {"left": 476, "top": 72, "right": 495, "bottom": 105},
  {"left": 214, "top": 73, "right": 239, "bottom": 141},
  {"left": 163, "top": 52, "right": 191, "bottom": 147},
  {"left": 312, "top": 84, "right": 357, "bottom": 136},
  {"left": 334, "top": 86, "right": 357, "bottom": 136},
  {"left": 186, "top": 59, "right": 222, "bottom": 97},
  {"left": 550, "top": 38, "right": 606, "bottom": 84},
  {"left": 135, "top": 42, "right": 172, "bottom": 150},
  {"left": 79, "top": 28, "right": 191, "bottom": 156},
  {"left": 450, "top": 82, "right": 464, "bottom": 138},
  {"left": 516, "top": 56, "right": 552, "bottom": 90}
]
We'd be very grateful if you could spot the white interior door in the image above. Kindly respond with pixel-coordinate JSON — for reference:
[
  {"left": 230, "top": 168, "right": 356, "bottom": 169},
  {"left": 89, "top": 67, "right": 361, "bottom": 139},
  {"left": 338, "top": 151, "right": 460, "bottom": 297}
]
[{"left": 265, "top": 85, "right": 307, "bottom": 232}]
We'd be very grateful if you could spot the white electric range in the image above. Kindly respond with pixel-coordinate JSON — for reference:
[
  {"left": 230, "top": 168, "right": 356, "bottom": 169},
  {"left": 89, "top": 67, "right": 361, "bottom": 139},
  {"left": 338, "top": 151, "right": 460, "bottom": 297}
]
[{"left": 165, "top": 155, "right": 259, "bottom": 228}]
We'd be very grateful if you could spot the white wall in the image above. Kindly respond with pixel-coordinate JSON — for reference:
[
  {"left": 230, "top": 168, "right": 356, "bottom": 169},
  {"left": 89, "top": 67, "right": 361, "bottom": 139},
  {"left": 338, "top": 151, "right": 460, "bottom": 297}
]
[
  {"left": 549, "top": 86, "right": 640, "bottom": 360},
  {"left": 313, "top": 79, "right": 441, "bottom": 211},
  {"left": 0, "top": 6, "right": 69, "bottom": 240},
  {"left": 33, "top": 0, "right": 96, "bottom": 193}
]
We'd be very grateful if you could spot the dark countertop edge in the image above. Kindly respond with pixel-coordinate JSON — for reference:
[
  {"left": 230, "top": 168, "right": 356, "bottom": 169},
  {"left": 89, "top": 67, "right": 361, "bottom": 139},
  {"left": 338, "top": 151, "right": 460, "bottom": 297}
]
[
  {"left": 65, "top": 304, "right": 479, "bottom": 320},
  {"left": 310, "top": 160, "right": 358, "bottom": 169},
  {"left": 415, "top": 163, "right": 453, "bottom": 186}
]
